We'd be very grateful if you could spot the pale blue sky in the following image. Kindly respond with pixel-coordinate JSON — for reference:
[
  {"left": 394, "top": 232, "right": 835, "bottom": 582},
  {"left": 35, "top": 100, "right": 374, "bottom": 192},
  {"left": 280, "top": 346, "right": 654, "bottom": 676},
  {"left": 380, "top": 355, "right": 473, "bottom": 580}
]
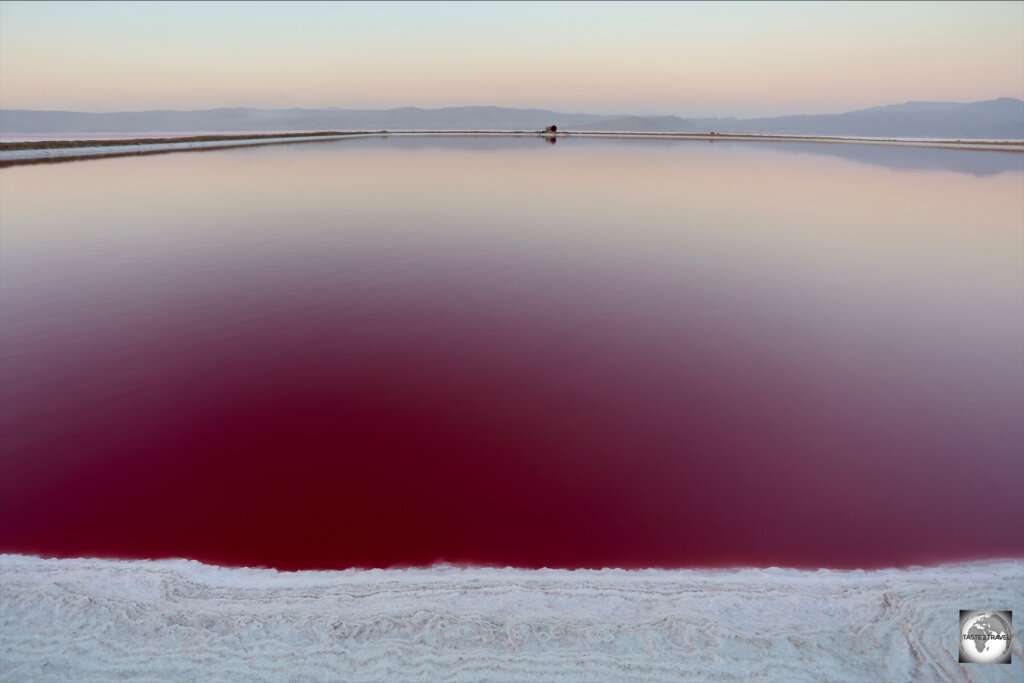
[{"left": 1, "top": 1, "right": 1021, "bottom": 116}]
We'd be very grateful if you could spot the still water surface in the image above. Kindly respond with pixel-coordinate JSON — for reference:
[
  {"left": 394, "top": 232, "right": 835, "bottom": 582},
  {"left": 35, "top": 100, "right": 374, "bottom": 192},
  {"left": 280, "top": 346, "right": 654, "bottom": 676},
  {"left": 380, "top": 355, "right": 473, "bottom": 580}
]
[{"left": 1, "top": 137, "right": 1021, "bottom": 569}]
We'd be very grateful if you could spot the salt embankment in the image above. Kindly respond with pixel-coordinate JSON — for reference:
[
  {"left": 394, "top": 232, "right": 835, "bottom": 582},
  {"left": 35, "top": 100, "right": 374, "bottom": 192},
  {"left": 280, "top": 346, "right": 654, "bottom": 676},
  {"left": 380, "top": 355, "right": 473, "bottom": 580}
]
[{"left": 2, "top": 131, "right": 1021, "bottom": 164}]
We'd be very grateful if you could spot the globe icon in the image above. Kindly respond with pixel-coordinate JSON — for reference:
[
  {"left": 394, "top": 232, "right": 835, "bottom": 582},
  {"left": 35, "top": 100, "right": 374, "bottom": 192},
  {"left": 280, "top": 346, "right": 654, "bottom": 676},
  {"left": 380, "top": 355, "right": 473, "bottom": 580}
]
[{"left": 960, "top": 611, "right": 1012, "bottom": 663}]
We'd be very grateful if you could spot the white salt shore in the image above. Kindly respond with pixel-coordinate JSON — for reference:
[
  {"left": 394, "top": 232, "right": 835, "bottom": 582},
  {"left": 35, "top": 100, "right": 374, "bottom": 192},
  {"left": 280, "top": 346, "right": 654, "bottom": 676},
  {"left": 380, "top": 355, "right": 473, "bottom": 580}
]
[
  {"left": 1, "top": 131, "right": 1022, "bottom": 163},
  {"left": 1, "top": 554, "right": 1021, "bottom": 682},
  {"left": 0, "top": 133, "right": 370, "bottom": 162}
]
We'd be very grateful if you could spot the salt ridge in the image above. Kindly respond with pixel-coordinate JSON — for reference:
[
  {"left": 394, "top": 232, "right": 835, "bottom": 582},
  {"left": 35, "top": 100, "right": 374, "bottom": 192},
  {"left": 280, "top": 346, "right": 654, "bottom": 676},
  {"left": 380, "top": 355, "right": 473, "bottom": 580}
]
[
  {"left": 1, "top": 554, "right": 1021, "bottom": 681},
  {"left": 2, "top": 132, "right": 1022, "bottom": 163}
]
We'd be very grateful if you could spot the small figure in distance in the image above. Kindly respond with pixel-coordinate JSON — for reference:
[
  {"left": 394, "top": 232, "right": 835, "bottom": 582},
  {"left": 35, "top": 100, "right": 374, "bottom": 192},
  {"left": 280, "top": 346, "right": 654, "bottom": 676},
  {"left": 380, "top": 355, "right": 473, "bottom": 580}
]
[{"left": 543, "top": 125, "right": 557, "bottom": 134}]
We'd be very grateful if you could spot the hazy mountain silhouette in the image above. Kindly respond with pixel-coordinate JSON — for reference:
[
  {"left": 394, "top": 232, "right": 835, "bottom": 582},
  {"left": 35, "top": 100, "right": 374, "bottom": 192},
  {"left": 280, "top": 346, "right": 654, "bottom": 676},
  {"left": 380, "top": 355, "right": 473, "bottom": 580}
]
[
  {"left": 0, "top": 106, "right": 608, "bottom": 134},
  {"left": 690, "top": 98, "right": 1024, "bottom": 139},
  {"left": 2, "top": 99, "right": 1021, "bottom": 139},
  {"left": 568, "top": 115, "right": 697, "bottom": 132}
]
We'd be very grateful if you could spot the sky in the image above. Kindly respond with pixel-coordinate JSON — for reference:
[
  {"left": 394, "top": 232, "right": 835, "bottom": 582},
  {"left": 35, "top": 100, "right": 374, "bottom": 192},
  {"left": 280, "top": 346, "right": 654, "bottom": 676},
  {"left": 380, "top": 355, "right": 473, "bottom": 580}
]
[{"left": 0, "top": 1, "right": 1021, "bottom": 117}]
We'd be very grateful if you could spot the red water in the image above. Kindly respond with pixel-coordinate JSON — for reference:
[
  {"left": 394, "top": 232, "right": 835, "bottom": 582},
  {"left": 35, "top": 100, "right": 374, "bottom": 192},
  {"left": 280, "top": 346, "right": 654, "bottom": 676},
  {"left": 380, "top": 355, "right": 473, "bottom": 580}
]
[{"left": 1, "top": 138, "right": 1022, "bottom": 569}]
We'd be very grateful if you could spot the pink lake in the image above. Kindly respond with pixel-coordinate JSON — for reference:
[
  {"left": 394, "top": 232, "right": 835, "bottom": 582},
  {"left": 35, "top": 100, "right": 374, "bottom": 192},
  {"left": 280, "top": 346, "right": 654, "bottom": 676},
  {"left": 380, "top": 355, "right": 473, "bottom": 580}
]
[{"left": 1, "top": 137, "right": 1021, "bottom": 570}]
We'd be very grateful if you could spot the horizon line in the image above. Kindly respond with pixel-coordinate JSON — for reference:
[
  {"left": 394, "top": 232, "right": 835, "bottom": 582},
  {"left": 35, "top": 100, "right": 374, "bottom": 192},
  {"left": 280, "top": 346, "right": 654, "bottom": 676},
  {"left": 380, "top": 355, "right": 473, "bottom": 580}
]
[{"left": 2, "top": 96, "right": 1022, "bottom": 120}]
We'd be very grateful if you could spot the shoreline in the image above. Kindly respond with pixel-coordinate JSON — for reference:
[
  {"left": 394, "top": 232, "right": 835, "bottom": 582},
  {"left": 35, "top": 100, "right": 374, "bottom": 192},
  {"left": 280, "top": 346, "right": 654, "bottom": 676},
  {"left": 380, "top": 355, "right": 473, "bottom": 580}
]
[
  {"left": 2, "top": 553, "right": 1021, "bottom": 681},
  {"left": 0, "top": 131, "right": 382, "bottom": 165},
  {"left": 4, "top": 551, "right": 1022, "bottom": 572},
  {"left": 1, "top": 130, "right": 1022, "bottom": 165}
]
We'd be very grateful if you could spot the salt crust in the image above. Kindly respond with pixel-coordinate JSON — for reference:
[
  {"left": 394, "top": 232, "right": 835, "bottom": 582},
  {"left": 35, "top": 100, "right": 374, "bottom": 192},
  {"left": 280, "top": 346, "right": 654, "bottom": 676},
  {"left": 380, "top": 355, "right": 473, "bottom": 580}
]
[{"left": 1, "top": 554, "right": 1021, "bottom": 682}]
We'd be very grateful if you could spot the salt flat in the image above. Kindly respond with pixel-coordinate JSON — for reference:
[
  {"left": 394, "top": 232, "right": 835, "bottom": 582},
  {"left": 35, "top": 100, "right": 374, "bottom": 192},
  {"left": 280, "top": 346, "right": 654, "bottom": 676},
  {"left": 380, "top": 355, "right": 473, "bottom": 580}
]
[{"left": 1, "top": 554, "right": 1021, "bottom": 682}]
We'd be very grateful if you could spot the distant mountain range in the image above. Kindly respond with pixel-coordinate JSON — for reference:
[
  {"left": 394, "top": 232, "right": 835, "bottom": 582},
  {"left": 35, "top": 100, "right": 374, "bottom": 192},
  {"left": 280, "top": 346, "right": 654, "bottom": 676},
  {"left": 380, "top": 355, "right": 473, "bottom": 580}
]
[
  {"left": 2, "top": 98, "right": 1021, "bottom": 139},
  {"left": 571, "top": 115, "right": 698, "bottom": 133},
  {"left": 687, "top": 98, "right": 1024, "bottom": 139}
]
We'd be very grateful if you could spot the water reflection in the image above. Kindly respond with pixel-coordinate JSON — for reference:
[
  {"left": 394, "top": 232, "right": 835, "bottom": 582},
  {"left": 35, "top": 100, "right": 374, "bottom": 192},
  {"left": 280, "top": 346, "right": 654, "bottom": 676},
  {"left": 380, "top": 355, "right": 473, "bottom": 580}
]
[
  {"left": 5, "top": 134, "right": 1019, "bottom": 177},
  {"left": 756, "top": 140, "right": 1024, "bottom": 176}
]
